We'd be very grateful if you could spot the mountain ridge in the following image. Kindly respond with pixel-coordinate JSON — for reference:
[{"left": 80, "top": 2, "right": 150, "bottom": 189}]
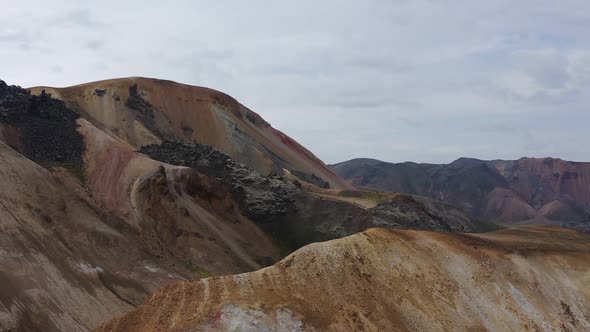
[
  {"left": 97, "top": 226, "right": 590, "bottom": 331},
  {"left": 29, "top": 77, "right": 351, "bottom": 191},
  {"left": 331, "top": 156, "right": 590, "bottom": 232}
]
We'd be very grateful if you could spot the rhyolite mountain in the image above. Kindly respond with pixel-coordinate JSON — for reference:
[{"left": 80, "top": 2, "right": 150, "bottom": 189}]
[
  {"left": 30, "top": 77, "right": 350, "bottom": 190},
  {"left": 331, "top": 157, "right": 590, "bottom": 232},
  {"left": 98, "top": 227, "right": 590, "bottom": 331},
  {"left": 0, "top": 77, "right": 493, "bottom": 331}
]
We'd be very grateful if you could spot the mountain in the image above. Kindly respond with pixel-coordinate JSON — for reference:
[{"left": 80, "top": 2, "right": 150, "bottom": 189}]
[
  {"left": 331, "top": 157, "right": 590, "bottom": 232},
  {"left": 0, "top": 78, "right": 496, "bottom": 330},
  {"left": 97, "top": 227, "right": 590, "bottom": 331},
  {"left": 0, "top": 81, "right": 286, "bottom": 331},
  {"left": 30, "top": 77, "right": 350, "bottom": 191},
  {"left": 1, "top": 77, "right": 589, "bottom": 331}
]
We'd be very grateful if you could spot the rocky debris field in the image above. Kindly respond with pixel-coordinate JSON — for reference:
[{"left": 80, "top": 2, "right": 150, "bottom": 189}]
[
  {"left": 141, "top": 141, "right": 496, "bottom": 254},
  {"left": 0, "top": 80, "right": 85, "bottom": 177},
  {"left": 370, "top": 194, "right": 499, "bottom": 232},
  {"left": 140, "top": 140, "right": 299, "bottom": 225}
]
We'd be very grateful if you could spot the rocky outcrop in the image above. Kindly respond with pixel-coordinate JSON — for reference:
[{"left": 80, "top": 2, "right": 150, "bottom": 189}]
[
  {"left": 0, "top": 81, "right": 85, "bottom": 177},
  {"left": 141, "top": 141, "right": 496, "bottom": 253},
  {"left": 140, "top": 140, "right": 299, "bottom": 225},
  {"left": 370, "top": 194, "right": 498, "bottom": 232}
]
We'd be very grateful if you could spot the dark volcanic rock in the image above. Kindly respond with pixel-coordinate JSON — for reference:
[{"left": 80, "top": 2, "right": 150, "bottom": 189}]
[
  {"left": 125, "top": 83, "right": 175, "bottom": 139},
  {"left": 291, "top": 170, "right": 330, "bottom": 189},
  {"left": 141, "top": 141, "right": 495, "bottom": 254},
  {"left": 368, "top": 194, "right": 499, "bottom": 232},
  {"left": 94, "top": 89, "right": 106, "bottom": 97},
  {"left": 371, "top": 195, "right": 452, "bottom": 231},
  {"left": 0, "top": 80, "right": 85, "bottom": 178},
  {"left": 140, "top": 140, "right": 299, "bottom": 224}
]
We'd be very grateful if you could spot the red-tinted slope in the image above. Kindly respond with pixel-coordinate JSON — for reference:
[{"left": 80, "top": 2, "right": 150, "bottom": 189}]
[{"left": 31, "top": 77, "right": 352, "bottom": 190}]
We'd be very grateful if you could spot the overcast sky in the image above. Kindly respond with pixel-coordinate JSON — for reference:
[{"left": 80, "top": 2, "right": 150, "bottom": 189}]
[{"left": 1, "top": 1, "right": 589, "bottom": 164}]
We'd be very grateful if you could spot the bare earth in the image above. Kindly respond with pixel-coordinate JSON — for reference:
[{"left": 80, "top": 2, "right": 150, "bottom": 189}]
[
  {"left": 0, "top": 78, "right": 588, "bottom": 331},
  {"left": 97, "top": 227, "right": 590, "bottom": 332}
]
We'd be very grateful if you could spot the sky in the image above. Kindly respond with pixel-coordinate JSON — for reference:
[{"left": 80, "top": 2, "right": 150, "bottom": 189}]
[{"left": 1, "top": 1, "right": 589, "bottom": 164}]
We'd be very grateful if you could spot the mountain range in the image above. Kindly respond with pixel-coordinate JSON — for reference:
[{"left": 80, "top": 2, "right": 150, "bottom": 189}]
[
  {"left": 0, "top": 77, "right": 588, "bottom": 331},
  {"left": 331, "top": 157, "right": 590, "bottom": 232}
]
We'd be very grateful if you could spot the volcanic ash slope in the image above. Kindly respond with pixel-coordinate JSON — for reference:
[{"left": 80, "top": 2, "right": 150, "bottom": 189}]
[{"left": 98, "top": 227, "right": 590, "bottom": 332}]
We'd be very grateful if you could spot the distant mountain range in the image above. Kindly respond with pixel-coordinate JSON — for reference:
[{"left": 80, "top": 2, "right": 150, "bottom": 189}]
[{"left": 331, "top": 157, "right": 590, "bottom": 232}]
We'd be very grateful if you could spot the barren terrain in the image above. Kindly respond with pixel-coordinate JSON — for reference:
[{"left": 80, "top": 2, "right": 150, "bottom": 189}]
[{"left": 98, "top": 226, "right": 590, "bottom": 331}]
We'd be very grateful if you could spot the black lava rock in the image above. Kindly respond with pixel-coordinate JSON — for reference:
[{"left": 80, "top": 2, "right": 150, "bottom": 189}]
[{"left": 0, "top": 80, "right": 85, "bottom": 179}]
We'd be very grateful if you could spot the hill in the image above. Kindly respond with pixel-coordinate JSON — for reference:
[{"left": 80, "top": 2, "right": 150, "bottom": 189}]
[
  {"left": 97, "top": 227, "right": 590, "bottom": 331},
  {"left": 331, "top": 157, "right": 590, "bottom": 232},
  {"left": 0, "top": 78, "right": 496, "bottom": 330},
  {"left": 30, "top": 77, "right": 350, "bottom": 191}
]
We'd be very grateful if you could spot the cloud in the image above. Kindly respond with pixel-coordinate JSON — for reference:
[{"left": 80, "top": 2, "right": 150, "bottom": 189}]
[
  {"left": 493, "top": 47, "right": 590, "bottom": 103},
  {"left": 568, "top": 50, "right": 590, "bottom": 83},
  {"left": 397, "top": 116, "right": 423, "bottom": 128},
  {"left": 478, "top": 122, "right": 550, "bottom": 156},
  {"left": 494, "top": 71, "right": 541, "bottom": 99},
  {"left": 0, "top": 29, "right": 28, "bottom": 43},
  {"left": 348, "top": 55, "right": 413, "bottom": 73},
  {"left": 512, "top": 49, "right": 570, "bottom": 88},
  {"left": 479, "top": 123, "right": 517, "bottom": 134},
  {"left": 85, "top": 40, "right": 104, "bottom": 51},
  {"left": 56, "top": 9, "right": 103, "bottom": 28},
  {"left": 50, "top": 65, "right": 64, "bottom": 74},
  {"left": 315, "top": 96, "right": 422, "bottom": 110},
  {"left": 0, "top": 0, "right": 589, "bottom": 164}
]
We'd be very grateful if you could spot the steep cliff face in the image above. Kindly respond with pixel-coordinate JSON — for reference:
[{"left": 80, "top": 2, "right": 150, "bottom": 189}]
[
  {"left": 30, "top": 77, "right": 351, "bottom": 191},
  {"left": 332, "top": 157, "right": 590, "bottom": 231},
  {"left": 97, "top": 227, "right": 590, "bottom": 332}
]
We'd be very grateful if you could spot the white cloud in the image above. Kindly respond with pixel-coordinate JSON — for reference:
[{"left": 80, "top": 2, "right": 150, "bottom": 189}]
[
  {"left": 493, "top": 47, "right": 590, "bottom": 102},
  {"left": 494, "top": 71, "right": 542, "bottom": 98},
  {"left": 568, "top": 50, "right": 590, "bottom": 83},
  {"left": 0, "top": 0, "right": 589, "bottom": 163}
]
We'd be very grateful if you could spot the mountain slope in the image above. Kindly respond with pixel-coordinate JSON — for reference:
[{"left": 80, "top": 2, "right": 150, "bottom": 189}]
[
  {"left": 97, "top": 227, "right": 590, "bottom": 332},
  {"left": 0, "top": 81, "right": 286, "bottom": 330},
  {"left": 30, "top": 77, "right": 350, "bottom": 190},
  {"left": 0, "top": 138, "right": 188, "bottom": 331},
  {"left": 331, "top": 157, "right": 590, "bottom": 231},
  {"left": 0, "top": 78, "right": 500, "bottom": 330}
]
